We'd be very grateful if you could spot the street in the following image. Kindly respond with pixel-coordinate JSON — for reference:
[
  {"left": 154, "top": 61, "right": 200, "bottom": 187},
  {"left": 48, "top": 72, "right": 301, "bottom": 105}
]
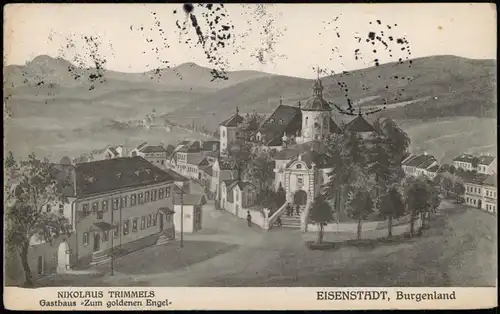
[{"left": 37, "top": 198, "right": 496, "bottom": 287}]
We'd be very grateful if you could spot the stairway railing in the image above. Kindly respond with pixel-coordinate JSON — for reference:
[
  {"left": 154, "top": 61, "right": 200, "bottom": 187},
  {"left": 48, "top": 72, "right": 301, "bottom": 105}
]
[
  {"left": 268, "top": 201, "right": 289, "bottom": 230},
  {"left": 300, "top": 201, "right": 312, "bottom": 232}
]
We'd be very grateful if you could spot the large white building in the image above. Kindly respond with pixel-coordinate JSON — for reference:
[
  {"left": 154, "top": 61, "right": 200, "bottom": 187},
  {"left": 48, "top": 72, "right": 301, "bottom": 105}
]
[{"left": 453, "top": 153, "right": 497, "bottom": 174}]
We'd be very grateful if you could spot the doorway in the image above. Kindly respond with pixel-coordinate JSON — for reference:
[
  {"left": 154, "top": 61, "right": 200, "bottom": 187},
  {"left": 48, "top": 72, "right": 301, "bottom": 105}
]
[
  {"left": 57, "top": 241, "right": 70, "bottom": 273},
  {"left": 294, "top": 190, "right": 307, "bottom": 206},
  {"left": 93, "top": 233, "right": 100, "bottom": 252},
  {"left": 159, "top": 213, "right": 164, "bottom": 231},
  {"left": 478, "top": 199, "right": 482, "bottom": 209},
  {"left": 37, "top": 256, "right": 44, "bottom": 275}
]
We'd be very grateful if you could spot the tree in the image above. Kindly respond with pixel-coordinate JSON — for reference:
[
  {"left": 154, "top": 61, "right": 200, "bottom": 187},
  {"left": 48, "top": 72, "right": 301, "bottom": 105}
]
[
  {"left": 346, "top": 190, "right": 374, "bottom": 240},
  {"left": 428, "top": 183, "right": 441, "bottom": 222},
  {"left": 440, "top": 176, "right": 454, "bottom": 198},
  {"left": 260, "top": 188, "right": 279, "bottom": 213},
  {"left": 5, "top": 153, "right": 72, "bottom": 287},
  {"left": 448, "top": 165, "right": 456, "bottom": 175},
  {"left": 405, "top": 179, "right": 431, "bottom": 234},
  {"left": 245, "top": 151, "right": 275, "bottom": 191},
  {"left": 308, "top": 194, "right": 334, "bottom": 244},
  {"left": 5, "top": 150, "right": 15, "bottom": 168},
  {"left": 379, "top": 187, "right": 406, "bottom": 238},
  {"left": 453, "top": 180, "right": 465, "bottom": 203},
  {"left": 222, "top": 140, "right": 255, "bottom": 181}
]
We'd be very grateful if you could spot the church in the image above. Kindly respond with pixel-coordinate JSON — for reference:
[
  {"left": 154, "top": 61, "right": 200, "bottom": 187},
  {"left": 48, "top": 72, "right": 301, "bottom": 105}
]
[{"left": 217, "top": 76, "right": 376, "bottom": 228}]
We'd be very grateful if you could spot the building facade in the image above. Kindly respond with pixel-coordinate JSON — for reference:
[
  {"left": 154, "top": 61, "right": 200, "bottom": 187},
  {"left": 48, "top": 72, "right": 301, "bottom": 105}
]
[
  {"left": 453, "top": 153, "right": 497, "bottom": 175},
  {"left": 464, "top": 174, "right": 497, "bottom": 214},
  {"left": 129, "top": 142, "right": 169, "bottom": 168}
]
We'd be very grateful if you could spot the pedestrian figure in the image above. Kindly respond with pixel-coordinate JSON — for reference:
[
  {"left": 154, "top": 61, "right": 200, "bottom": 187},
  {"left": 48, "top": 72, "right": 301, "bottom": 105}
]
[
  {"left": 276, "top": 215, "right": 282, "bottom": 227},
  {"left": 286, "top": 204, "right": 291, "bottom": 216},
  {"left": 295, "top": 204, "right": 300, "bottom": 216},
  {"left": 247, "top": 211, "right": 252, "bottom": 227}
]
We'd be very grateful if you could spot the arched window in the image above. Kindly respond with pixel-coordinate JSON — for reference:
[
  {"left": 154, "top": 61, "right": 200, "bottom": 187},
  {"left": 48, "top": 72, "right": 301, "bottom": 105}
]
[
  {"left": 222, "top": 130, "right": 226, "bottom": 137},
  {"left": 270, "top": 118, "right": 275, "bottom": 123},
  {"left": 305, "top": 117, "right": 309, "bottom": 127},
  {"left": 296, "top": 164, "right": 302, "bottom": 169},
  {"left": 323, "top": 116, "right": 328, "bottom": 126}
]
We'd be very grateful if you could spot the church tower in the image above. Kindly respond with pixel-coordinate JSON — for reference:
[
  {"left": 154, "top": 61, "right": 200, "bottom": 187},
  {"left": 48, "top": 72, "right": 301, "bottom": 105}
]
[{"left": 297, "top": 69, "right": 332, "bottom": 143}]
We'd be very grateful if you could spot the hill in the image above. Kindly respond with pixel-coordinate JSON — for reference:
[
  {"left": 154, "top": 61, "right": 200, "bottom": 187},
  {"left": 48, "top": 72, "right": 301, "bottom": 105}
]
[
  {"left": 167, "top": 55, "right": 496, "bottom": 131},
  {"left": 4, "top": 55, "right": 274, "bottom": 93}
]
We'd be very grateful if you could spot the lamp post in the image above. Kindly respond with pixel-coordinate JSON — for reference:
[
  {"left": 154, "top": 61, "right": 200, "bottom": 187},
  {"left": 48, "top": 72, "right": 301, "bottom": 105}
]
[
  {"left": 174, "top": 181, "right": 186, "bottom": 248},
  {"left": 110, "top": 199, "right": 114, "bottom": 276}
]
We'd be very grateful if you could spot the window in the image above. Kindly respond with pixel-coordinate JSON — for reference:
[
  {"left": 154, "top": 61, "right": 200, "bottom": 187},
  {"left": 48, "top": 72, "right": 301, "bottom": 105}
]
[
  {"left": 113, "top": 198, "right": 119, "bottom": 210},
  {"left": 138, "top": 193, "right": 144, "bottom": 204},
  {"left": 222, "top": 130, "right": 226, "bottom": 137},
  {"left": 141, "top": 216, "right": 146, "bottom": 230},
  {"left": 152, "top": 214, "right": 157, "bottom": 226},
  {"left": 161, "top": 160, "right": 164, "bottom": 165},
  {"left": 102, "top": 200, "right": 109, "bottom": 212},
  {"left": 279, "top": 119, "right": 284, "bottom": 124},
  {"left": 113, "top": 224, "right": 119, "bottom": 238},
  {"left": 92, "top": 201, "right": 99, "bottom": 213},
  {"left": 297, "top": 176, "right": 303, "bottom": 185},
  {"left": 121, "top": 196, "right": 128, "bottom": 208},
  {"left": 59, "top": 204, "right": 64, "bottom": 216},
  {"left": 159, "top": 189, "right": 165, "bottom": 199},
  {"left": 270, "top": 118, "right": 275, "bottom": 123},
  {"left": 131, "top": 194, "right": 137, "bottom": 206},
  {"left": 145, "top": 191, "right": 150, "bottom": 203},
  {"left": 152, "top": 190, "right": 157, "bottom": 201},
  {"left": 83, "top": 232, "right": 89, "bottom": 246},
  {"left": 97, "top": 210, "right": 103, "bottom": 219},
  {"left": 132, "top": 219, "right": 138, "bottom": 232},
  {"left": 166, "top": 214, "right": 172, "bottom": 223},
  {"left": 235, "top": 192, "right": 239, "bottom": 202},
  {"left": 296, "top": 164, "right": 302, "bottom": 169},
  {"left": 123, "top": 220, "right": 130, "bottom": 235},
  {"left": 166, "top": 187, "right": 171, "bottom": 198},
  {"left": 147, "top": 215, "right": 152, "bottom": 227},
  {"left": 46, "top": 204, "right": 52, "bottom": 213},
  {"left": 103, "top": 230, "right": 109, "bottom": 242}
]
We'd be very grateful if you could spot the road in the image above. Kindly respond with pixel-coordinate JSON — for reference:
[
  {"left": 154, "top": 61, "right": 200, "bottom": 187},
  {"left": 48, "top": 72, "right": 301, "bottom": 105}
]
[{"left": 37, "top": 198, "right": 496, "bottom": 287}]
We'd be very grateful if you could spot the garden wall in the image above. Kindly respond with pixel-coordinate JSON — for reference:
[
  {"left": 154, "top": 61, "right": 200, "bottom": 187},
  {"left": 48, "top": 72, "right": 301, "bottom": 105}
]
[{"left": 306, "top": 216, "right": 421, "bottom": 234}]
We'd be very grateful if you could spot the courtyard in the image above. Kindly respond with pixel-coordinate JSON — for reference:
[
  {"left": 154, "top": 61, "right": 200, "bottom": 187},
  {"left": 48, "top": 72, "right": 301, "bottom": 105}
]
[{"left": 36, "top": 198, "right": 496, "bottom": 287}]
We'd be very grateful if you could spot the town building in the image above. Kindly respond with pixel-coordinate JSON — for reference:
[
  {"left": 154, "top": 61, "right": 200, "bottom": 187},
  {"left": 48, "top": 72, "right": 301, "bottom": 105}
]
[
  {"left": 464, "top": 174, "right": 497, "bottom": 214},
  {"left": 169, "top": 140, "right": 220, "bottom": 179},
  {"left": 402, "top": 153, "right": 439, "bottom": 179},
  {"left": 219, "top": 108, "right": 244, "bottom": 156},
  {"left": 25, "top": 157, "right": 191, "bottom": 278},
  {"left": 215, "top": 76, "right": 381, "bottom": 231},
  {"left": 452, "top": 153, "right": 497, "bottom": 174},
  {"left": 129, "top": 142, "right": 169, "bottom": 168},
  {"left": 211, "top": 158, "right": 235, "bottom": 202},
  {"left": 172, "top": 194, "right": 206, "bottom": 233},
  {"left": 220, "top": 180, "right": 257, "bottom": 218},
  {"left": 103, "top": 145, "right": 127, "bottom": 160}
]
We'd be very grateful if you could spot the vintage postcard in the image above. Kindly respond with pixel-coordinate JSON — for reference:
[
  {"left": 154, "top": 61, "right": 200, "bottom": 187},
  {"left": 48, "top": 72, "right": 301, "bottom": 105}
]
[{"left": 3, "top": 3, "right": 497, "bottom": 310}]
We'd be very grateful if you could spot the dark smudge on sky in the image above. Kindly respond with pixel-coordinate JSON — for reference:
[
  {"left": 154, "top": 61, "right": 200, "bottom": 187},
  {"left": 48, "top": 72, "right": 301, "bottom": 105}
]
[{"left": 319, "top": 17, "right": 414, "bottom": 117}]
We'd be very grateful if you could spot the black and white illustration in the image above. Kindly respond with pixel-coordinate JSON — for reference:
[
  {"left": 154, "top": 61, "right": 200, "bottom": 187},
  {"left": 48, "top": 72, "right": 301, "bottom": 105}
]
[{"left": 3, "top": 3, "right": 497, "bottom": 290}]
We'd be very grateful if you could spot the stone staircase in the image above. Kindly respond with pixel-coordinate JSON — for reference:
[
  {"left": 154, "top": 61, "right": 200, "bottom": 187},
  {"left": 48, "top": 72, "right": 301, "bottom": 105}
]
[
  {"left": 156, "top": 233, "right": 174, "bottom": 246},
  {"left": 279, "top": 205, "right": 306, "bottom": 229},
  {"left": 90, "top": 250, "right": 111, "bottom": 266}
]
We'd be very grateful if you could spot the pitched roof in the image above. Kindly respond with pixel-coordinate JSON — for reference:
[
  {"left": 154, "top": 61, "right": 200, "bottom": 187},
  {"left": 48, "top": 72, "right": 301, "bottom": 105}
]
[
  {"left": 166, "top": 145, "right": 176, "bottom": 156},
  {"left": 453, "top": 153, "right": 475, "bottom": 163},
  {"left": 74, "top": 156, "right": 188, "bottom": 197},
  {"left": 137, "top": 142, "right": 148, "bottom": 150},
  {"left": 257, "top": 105, "right": 302, "bottom": 146},
  {"left": 220, "top": 112, "right": 244, "bottom": 127},
  {"left": 198, "top": 157, "right": 210, "bottom": 167},
  {"left": 107, "top": 147, "right": 119, "bottom": 156},
  {"left": 483, "top": 175, "right": 497, "bottom": 187},
  {"left": 202, "top": 165, "right": 213, "bottom": 176},
  {"left": 173, "top": 194, "right": 207, "bottom": 206},
  {"left": 201, "top": 141, "right": 220, "bottom": 151},
  {"left": 186, "top": 153, "right": 205, "bottom": 166},
  {"left": 274, "top": 141, "right": 322, "bottom": 160},
  {"left": 140, "top": 145, "right": 167, "bottom": 153},
  {"left": 175, "top": 141, "right": 202, "bottom": 153},
  {"left": 287, "top": 150, "right": 336, "bottom": 169},
  {"left": 427, "top": 165, "right": 439, "bottom": 173},
  {"left": 403, "top": 154, "right": 436, "bottom": 169},
  {"left": 329, "top": 118, "right": 342, "bottom": 134},
  {"left": 479, "top": 155, "right": 496, "bottom": 165},
  {"left": 222, "top": 179, "right": 238, "bottom": 188},
  {"left": 233, "top": 181, "right": 255, "bottom": 191},
  {"left": 345, "top": 115, "right": 375, "bottom": 133},
  {"left": 463, "top": 173, "right": 490, "bottom": 185},
  {"left": 301, "top": 79, "right": 331, "bottom": 111}
]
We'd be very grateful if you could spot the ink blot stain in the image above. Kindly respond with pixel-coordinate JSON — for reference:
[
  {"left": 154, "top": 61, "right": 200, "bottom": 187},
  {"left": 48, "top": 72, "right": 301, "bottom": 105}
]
[{"left": 183, "top": 3, "right": 194, "bottom": 14}]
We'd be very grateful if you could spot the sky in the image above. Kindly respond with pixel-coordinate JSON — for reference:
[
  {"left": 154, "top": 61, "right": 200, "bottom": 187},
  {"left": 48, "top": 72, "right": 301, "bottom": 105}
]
[{"left": 4, "top": 3, "right": 497, "bottom": 79}]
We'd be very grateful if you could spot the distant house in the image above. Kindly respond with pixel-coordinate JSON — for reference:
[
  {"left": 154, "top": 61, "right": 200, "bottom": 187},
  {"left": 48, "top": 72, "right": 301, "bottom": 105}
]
[
  {"left": 219, "top": 108, "right": 244, "bottom": 156},
  {"left": 402, "top": 153, "right": 439, "bottom": 179},
  {"left": 211, "top": 158, "right": 234, "bottom": 202},
  {"left": 173, "top": 194, "right": 206, "bottom": 233},
  {"left": 130, "top": 142, "right": 168, "bottom": 168},
  {"left": 104, "top": 145, "right": 126, "bottom": 160},
  {"left": 463, "top": 173, "right": 497, "bottom": 214},
  {"left": 453, "top": 153, "right": 497, "bottom": 175},
  {"left": 220, "top": 180, "right": 257, "bottom": 219},
  {"left": 343, "top": 114, "right": 375, "bottom": 139}
]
